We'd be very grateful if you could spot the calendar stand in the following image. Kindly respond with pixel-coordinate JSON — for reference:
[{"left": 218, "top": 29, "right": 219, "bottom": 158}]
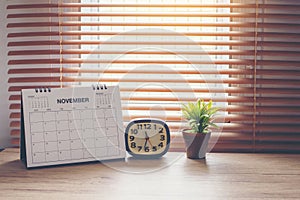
[{"left": 20, "top": 85, "right": 125, "bottom": 168}]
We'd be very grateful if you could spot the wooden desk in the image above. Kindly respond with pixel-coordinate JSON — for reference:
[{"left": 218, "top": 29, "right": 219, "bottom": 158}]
[{"left": 0, "top": 148, "right": 299, "bottom": 199}]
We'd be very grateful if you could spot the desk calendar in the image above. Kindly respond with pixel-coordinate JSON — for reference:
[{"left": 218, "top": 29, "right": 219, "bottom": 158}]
[{"left": 20, "top": 85, "right": 126, "bottom": 168}]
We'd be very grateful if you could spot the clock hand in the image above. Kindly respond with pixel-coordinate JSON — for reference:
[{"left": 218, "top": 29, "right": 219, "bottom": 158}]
[
  {"left": 144, "top": 131, "right": 153, "bottom": 147},
  {"left": 148, "top": 138, "right": 153, "bottom": 147},
  {"left": 145, "top": 131, "right": 149, "bottom": 139},
  {"left": 144, "top": 137, "right": 148, "bottom": 148}
]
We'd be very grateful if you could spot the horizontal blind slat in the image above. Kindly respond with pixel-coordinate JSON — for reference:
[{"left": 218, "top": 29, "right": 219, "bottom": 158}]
[
  {"left": 7, "top": 12, "right": 300, "bottom": 19},
  {"left": 7, "top": 3, "right": 300, "bottom": 9},
  {"left": 7, "top": 31, "right": 300, "bottom": 38},
  {"left": 7, "top": 22, "right": 300, "bottom": 28}
]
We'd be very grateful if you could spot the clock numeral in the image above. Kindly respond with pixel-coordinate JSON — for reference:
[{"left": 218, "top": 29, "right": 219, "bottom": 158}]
[
  {"left": 160, "top": 135, "right": 165, "bottom": 141},
  {"left": 137, "top": 146, "right": 142, "bottom": 152},
  {"left": 130, "top": 129, "right": 138, "bottom": 135},
  {"left": 129, "top": 135, "right": 135, "bottom": 141},
  {"left": 144, "top": 124, "right": 151, "bottom": 129},
  {"left": 159, "top": 128, "right": 164, "bottom": 133},
  {"left": 137, "top": 124, "right": 152, "bottom": 130},
  {"left": 152, "top": 146, "right": 157, "bottom": 152},
  {"left": 137, "top": 124, "right": 143, "bottom": 129},
  {"left": 131, "top": 142, "right": 136, "bottom": 148},
  {"left": 158, "top": 142, "right": 164, "bottom": 148},
  {"left": 144, "top": 146, "right": 150, "bottom": 152}
]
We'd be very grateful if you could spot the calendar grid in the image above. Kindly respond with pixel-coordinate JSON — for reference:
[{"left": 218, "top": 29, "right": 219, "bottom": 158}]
[{"left": 29, "top": 108, "right": 121, "bottom": 164}]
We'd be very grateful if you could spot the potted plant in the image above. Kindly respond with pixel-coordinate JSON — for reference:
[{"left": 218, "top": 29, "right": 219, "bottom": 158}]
[{"left": 181, "top": 99, "right": 219, "bottom": 159}]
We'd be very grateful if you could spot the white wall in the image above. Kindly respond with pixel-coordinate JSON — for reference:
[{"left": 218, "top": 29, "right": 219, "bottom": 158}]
[{"left": 0, "top": 1, "right": 11, "bottom": 147}]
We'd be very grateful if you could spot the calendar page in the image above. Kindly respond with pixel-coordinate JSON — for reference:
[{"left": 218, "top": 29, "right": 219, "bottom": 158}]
[{"left": 20, "top": 85, "right": 125, "bottom": 168}]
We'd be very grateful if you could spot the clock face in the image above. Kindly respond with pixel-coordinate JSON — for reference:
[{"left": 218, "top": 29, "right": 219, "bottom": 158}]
[{"left": 125, "top": 119, "right": 170, "bottom": 158}]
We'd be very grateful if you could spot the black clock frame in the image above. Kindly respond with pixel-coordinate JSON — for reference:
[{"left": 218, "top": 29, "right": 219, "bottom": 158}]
[{"left": 124, "top": 119, "right": 170, "bottom": 159}]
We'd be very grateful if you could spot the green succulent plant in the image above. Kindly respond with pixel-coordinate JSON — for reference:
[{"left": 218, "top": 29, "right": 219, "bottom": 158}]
[{"left": 182, "top": 99, "right": 219, "bottom": 134}]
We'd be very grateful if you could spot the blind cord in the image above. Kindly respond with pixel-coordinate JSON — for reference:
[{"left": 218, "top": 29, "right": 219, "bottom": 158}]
[
  {"left": 253, "top": 0, "right": 259, "bottom": 152},
  {"left": 58, "top": 0, "right": 63, "bottom": 88}
]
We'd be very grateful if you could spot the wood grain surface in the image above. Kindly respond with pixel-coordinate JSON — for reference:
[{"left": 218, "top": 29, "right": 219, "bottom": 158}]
[{"left": 0, "top": 148, "right": 299, "bottom": 199}]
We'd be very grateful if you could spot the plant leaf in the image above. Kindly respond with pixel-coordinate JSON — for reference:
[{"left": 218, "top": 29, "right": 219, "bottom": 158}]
[{"left": 182, "top": 99, "right": 220, "bottom": 133}]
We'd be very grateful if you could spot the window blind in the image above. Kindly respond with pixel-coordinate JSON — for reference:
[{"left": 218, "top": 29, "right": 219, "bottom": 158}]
[
  {"left": 230, "top": 0, "right": 300, "bottom": 152},
  {"left": 6, "top": 0, "right": 300, "bottom": 153}
]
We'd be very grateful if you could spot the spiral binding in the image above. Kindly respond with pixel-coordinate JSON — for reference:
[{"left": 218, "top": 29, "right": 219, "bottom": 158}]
[
  {"left": 35, "top": 88, "right": 51, "bottom": 93},
  {"left": 92, "top": 84, "right": 107, "bottom": 90},
  {"left": 34, "top": 85, "right": 108, "bottom": 93}
]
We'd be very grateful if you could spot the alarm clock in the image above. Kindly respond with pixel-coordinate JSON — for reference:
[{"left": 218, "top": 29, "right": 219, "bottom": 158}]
[{"left": 125, "top": 118, "right": 170, "bottom": 159}]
